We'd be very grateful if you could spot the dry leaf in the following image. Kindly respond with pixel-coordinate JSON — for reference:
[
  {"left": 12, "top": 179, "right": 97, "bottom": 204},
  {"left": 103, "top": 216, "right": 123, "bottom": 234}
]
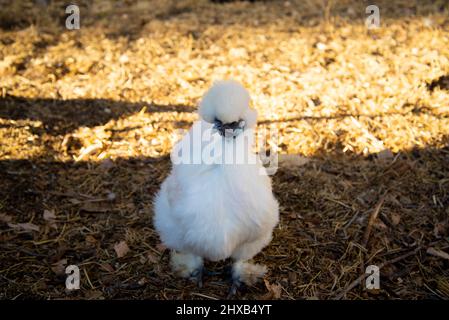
[
  {"left": 81, "top": 202, "right": 110, "bottom": 213},
  {"left": 100, "top": 263, "right": 115, "bottom": 273},
  {"left": 85, "top": 235, "right": 97, "bottom": 245},
  {"left": 390, "top": 212, "right": 401, "bottom": 226},
  {"left": 433, "top": 222, "right": 447, "bottom": 238},
  {"left": 99, "top": 158, "right": 115, "bottom": 170},
  {"left": 8, "top": 222, "right": 40, "bottom": 232},
  {"left": 114, "top": 241, "right": 130, "bottom": 258},
  {"left": 427, "top": 247, "right": 449, "bottom": 260},
  {"left": 43, "top": 209, "right": 57, "bottom": 228},
  {"left": 288, "top": 271, "right": 298, "bottom": 284},
  {"left": 377, "top": 149, "right": 394, "bottom": 161},
  {"left": 147, "top": 251, "right": 159, "bottom": 264},
  {"left": 278, "top": 154, "right": 310, "bottom": 168},
  {"left": 288, "top": 212, "right": 297, "bottom": 219},
  {"left": 51, "top": 259, "right": 67, "bottom": 275},
  {"left": 262, "top": 279, "right": 282, "bottom": 300},
  {"left": 85, "top": 290, "right": 104, "bottom": 300},
  {"left": 156, "top": 243, "right": 167, "bottom": 252},
  {"left": 0, "top": 214, "right": 12, "bottom": 223},
  {"left": 374, "top": 220, "right": 388, "bottom": 230},
  {"left": 43, "top": 209, "right": 56, "bottom": 220}
]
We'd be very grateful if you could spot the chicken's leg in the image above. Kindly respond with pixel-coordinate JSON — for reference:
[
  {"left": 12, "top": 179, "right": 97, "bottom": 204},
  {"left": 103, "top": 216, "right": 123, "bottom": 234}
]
[
  {"left": 227, "top": 260, "right": 267, "bottom": 298},
  {"left": 170, "top": 251, "right": 204, "bottom": 287}
]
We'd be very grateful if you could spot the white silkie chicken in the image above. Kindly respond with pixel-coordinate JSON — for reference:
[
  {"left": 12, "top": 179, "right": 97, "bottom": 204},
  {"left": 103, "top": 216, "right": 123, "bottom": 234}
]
[{"left": 153, "top": 80, "right": 279, "bottom": 295}]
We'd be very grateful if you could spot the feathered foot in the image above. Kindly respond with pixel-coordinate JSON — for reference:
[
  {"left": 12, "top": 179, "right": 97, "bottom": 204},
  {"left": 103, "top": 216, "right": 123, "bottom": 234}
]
[
  {"left": 227, "top": 261, "right": 267, "bottom": 298},
  {"left": 190, "top": 266, "right": 204, "bottom": 288},
  {"left": 170, "top": 251, "right": 204, "bottom": 287}
]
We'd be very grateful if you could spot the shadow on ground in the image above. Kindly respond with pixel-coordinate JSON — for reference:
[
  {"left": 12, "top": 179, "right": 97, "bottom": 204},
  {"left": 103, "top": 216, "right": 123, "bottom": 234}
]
[{"left": 1, "top": 95, "right": 448, "bottom": 300}]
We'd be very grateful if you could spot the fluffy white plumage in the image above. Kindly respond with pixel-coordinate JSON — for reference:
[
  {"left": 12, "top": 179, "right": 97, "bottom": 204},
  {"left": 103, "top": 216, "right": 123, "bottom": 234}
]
[
  {"left": 153, "top": 80, "right": 279, "bottom": 290},
  {"left": 198, "top": 80, "right": 257, "bottom": 127}
]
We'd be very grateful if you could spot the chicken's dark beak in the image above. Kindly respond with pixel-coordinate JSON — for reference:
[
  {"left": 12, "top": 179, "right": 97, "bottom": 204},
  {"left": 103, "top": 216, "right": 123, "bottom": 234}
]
[{"left": 213, "top": 119, "right": 246, "bottom": 139}]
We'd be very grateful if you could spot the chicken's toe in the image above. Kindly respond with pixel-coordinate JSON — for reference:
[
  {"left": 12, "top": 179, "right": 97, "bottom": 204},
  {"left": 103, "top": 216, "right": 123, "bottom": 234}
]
[
  {"left": 227, "top": 278, "right": 243, "bottom": 299},
  {"left": 231, "top": 261, "right": 267, "bottom": 285},
  {"left": 190, "top": 267, "right": 204, "bottom": 288}
]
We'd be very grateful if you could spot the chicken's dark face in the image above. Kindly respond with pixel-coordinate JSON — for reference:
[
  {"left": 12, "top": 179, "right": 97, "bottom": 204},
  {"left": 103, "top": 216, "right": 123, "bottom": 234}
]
[
  {"left": 213, "top": 118, "right": 246, "bottom": 139},
  {"left": 199, "top": 80, "right": 258, "bottom": 137}
]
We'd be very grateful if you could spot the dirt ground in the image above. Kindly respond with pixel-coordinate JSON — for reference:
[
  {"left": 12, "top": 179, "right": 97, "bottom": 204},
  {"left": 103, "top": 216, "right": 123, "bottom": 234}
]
[{"left": 0, "top": 0, "right": 448, "bottom": 300}]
